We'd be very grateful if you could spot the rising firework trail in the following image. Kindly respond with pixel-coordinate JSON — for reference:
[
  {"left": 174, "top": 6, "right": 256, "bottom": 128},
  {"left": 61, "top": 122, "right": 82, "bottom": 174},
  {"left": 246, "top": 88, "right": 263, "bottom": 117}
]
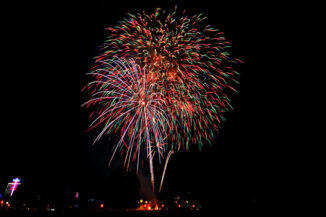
[
  {"left": 82, "top": 5, "right": 241, "bottom": 192},
  {"left": 159, "top": 150, "right": 174, "bottom": 193}
]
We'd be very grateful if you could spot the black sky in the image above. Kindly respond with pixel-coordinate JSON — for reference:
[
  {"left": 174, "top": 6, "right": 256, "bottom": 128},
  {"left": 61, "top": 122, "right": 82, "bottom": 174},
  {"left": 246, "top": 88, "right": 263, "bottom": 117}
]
[{"left": 2, "top": 0, "right": 269, "bottom": 210}]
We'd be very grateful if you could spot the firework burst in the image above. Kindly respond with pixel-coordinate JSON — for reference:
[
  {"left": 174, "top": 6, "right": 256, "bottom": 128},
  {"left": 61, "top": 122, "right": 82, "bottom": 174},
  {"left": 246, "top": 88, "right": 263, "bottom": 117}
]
[{"left": 83, "top": 6, "right": 241, "bottom": 191}]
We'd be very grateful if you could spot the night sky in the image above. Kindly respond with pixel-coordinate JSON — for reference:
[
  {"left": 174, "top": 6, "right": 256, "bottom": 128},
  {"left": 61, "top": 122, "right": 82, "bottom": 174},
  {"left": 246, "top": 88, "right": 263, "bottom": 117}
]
[{"left": 2, "top": 0, "right": 267, "bottom": 211}]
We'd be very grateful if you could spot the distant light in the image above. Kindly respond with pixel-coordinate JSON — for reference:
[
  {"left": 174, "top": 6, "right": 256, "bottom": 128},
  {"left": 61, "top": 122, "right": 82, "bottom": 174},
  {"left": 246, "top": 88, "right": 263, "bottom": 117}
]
[
  {"left": 88, "top": 198, "right": 95, "bottom": 202},
  {"left": 12, "top": 178, "right": 21, "bottom": 183},
  {"left": 147, "top": 206, "right": 151, "bottom": 210},
  {"left": 10, "top": 178, "right": 21, "bottom": 196},
  {"left": 75, "top": 192, "right": 79, "bottom": 198},
  {"left": 0, "top": 200, "right": 4, "bottom": 205},
  {"left": 139, "top": 199, "right": 143, "bottom": 203},
  {"left": 100, "top": 203, "right": 104, "bottom": 208},
  {"left": 174, "top": 195, "right": 181, "bottom": 200}
]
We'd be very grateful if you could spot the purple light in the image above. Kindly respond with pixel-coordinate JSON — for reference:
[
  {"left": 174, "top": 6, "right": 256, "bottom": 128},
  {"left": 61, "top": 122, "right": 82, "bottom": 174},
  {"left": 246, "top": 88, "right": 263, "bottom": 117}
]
[{"left": 10, "top": 178, "right": 21, "bottom": 196}]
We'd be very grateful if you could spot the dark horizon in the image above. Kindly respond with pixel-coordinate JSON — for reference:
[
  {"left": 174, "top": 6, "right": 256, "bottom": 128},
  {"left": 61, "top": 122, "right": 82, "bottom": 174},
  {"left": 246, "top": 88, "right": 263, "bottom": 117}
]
[{"left": 2, "top": 0, "right": 262, "bottom": 212}]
